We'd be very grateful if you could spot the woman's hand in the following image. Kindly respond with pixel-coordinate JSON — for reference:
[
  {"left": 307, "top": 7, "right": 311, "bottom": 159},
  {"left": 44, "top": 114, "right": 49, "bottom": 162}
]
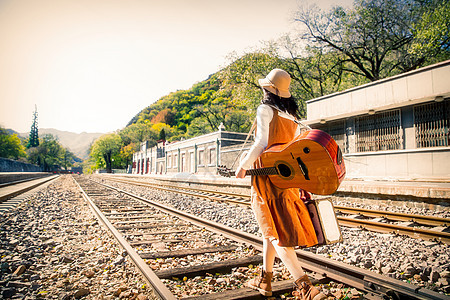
[{"left": 235, "top": 167, "right": 247, "bottom": 179}]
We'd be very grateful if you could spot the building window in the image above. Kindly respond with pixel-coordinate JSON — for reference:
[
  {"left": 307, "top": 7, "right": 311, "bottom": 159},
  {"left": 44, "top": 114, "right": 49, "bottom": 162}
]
[
  {"left": 198, "top": 150, "right": 204, "bottom": 166},
  {"left": 414, "top": 100, "right": 449, "bottom": 148},
  {"left": 355, "top": 110, "right": 402, "bottom": 152},
  {"left": 167, "top": 154, "right": 171, "bottom": 168},
  {"left": 173, "top": 154, "right": 178, "bottom": 168},
  {"left": 208, "top": 147, "right": 216, "bottom": 165}
]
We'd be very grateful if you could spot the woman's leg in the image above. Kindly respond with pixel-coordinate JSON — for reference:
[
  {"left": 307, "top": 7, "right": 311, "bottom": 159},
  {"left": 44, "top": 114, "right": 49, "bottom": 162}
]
[
  {"left": 263, "top": 238, "right": 277, "bottom": 272},
  {"left": 270, "top": 240, "right": 325, "bottom": 300},
  {"left": 270, "top": 240, "right": 305, "bottom": 279},
  {"left": 246, "top": 238, "right": 275, "bottom": 296}
]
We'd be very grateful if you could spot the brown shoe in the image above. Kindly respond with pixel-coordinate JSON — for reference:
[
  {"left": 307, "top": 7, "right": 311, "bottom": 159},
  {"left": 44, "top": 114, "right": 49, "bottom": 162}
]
[
  {"left": 292, "top": 274, "right": 326, "bottom": 300},
  {"left": 246, "top": 269, "right": 273, "bottom": 296}
]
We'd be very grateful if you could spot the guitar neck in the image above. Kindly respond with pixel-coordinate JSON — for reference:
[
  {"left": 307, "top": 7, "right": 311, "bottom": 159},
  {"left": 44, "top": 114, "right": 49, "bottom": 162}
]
[
  {"left": 218, "top": 166, "right": 278, "bottom": 178},
  {"left": 245, "top": 167, "right": 278, "bottom": 176}
]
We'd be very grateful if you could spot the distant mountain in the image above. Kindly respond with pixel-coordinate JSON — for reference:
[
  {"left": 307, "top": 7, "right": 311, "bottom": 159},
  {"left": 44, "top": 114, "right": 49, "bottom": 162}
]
[{"left": 19, "top": 129, "right": 104, "bottom": 160}]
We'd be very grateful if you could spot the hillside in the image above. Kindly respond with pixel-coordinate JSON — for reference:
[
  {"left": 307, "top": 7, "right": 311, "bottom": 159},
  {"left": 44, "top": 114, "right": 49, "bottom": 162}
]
[{"left": 20, "top": 129, "right": 103, "bottom": 160}]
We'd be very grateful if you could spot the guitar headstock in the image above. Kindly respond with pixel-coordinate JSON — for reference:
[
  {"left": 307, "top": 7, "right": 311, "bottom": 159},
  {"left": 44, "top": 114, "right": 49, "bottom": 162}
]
[{"left": 217, "top": 165, "right": 233, "bottom": 177}]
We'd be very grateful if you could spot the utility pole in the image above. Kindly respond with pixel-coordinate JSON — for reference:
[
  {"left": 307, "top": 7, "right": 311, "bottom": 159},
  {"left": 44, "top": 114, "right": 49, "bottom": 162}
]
[{"left": 27, "top": 105, "right": 39, "bottom": 148}]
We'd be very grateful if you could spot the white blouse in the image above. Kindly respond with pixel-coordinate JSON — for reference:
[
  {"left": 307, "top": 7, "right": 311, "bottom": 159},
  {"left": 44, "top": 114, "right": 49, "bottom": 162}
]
[{"left": 237, "top": 104, "right": 301, "bottom": 172}]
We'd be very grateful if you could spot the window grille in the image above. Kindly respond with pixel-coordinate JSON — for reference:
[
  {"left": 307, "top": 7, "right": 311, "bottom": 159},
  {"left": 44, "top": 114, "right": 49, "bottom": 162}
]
[
  {"left": 414, "top": 100, "right": 449, "bottom": 148},
  {"left": 355, "top": 110, "right": 402, "bottom": 152},
  {"left": 315, "top": 120, "right": 347, "bottom": 153}
]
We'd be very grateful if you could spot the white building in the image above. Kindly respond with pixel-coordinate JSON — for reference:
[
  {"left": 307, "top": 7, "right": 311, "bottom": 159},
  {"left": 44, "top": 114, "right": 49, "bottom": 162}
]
[
  {"left": 133, "top": 60, "right": 449, "bottom": 182},
  {"left": 305, "top": 60, "right": 450, "bottom": 181},
  {"left": 132, "top": 124, "right": 251, "bottom": 175}
]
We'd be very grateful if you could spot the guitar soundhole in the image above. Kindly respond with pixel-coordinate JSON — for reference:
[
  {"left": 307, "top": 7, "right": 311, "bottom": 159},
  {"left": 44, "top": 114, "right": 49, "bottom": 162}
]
[
  {"left": 277, "top": 164, "right": 292, "bottom": 178},
  {"left": 337, "top": 147, "right": 343, "bottom": 165},
  {"left": 303, "top": 147, "right": 310, "bottom": 154}
]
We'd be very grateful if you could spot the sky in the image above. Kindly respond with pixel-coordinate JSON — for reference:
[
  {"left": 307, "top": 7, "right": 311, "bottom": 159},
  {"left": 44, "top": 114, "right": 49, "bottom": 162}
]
[{"left": 0, "top": 0, "right": 352, "bottom": 134}]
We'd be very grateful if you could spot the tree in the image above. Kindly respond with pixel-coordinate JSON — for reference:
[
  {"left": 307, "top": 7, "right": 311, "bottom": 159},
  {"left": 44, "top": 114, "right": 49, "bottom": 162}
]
[
  {"left": 0, "top": 128, "right": 26, "bottom": 160},
  {"left": 158, "top": 129, "right": 166, "bottom": 141},
  {"left": 26, "top": 134, "right": 66, "bottom": 171},
  {"left": 410, "top": 0, "right": 450, "bottom": 60},
  {"left": 119, "top": 123, "right": 157, "bottom": 146},
  {"left": 27, "top": 106, "right": 39, "bottom": 148},
  {"left": 119, "top": 143, "right": 137, "bottom": 170},
  {"left": 90, "top": 133, "right": 122, "bottom": 173},
  {"left": 294, "top": 0, "right": 448, "bottom": 82},
  {"left": 61, "top": 149, "right": 76, "bottom": 171}
]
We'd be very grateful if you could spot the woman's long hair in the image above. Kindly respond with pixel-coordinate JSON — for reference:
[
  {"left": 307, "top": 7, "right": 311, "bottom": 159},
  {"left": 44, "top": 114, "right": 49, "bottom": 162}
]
[{"left": 261, "top": 88, "right": 301, "bottom": 120}]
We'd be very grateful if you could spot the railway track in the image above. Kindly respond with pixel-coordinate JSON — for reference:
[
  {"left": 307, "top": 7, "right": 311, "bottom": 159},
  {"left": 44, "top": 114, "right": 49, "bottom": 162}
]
[
  {"left": 0, "top": 174, "right": 59, "bottom": 213},
  {"left": 76, "top": 175, "right": 447, "bottom": 299},
  {"left": 100, "top": 176, "right": 450, "bottom": 245}
]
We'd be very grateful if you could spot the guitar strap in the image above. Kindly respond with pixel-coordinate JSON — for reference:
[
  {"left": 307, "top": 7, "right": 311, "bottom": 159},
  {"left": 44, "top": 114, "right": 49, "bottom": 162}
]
[
  {"left": 265, "top": 104, "right": 312, "bottom": 130},
  {"left": 230, "top": 118, "right": 257, "bottom": 169}
]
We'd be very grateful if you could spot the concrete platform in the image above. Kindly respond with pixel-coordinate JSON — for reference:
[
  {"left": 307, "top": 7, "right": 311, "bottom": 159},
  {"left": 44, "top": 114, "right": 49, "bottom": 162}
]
[
  {"left": 0, "top": 172, "right": 51, "bottom": 184},
  {"left": 102, "top": 173, "right": 450, "bottom": 201}
]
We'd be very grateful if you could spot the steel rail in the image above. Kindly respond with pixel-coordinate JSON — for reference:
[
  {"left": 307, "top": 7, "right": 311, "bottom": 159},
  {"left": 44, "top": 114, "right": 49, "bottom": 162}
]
[
  {"left": 115, "top": 177, "right": 248, "bottom": 198},
  {"left": 105, "top": 177, "right": 251, "bottom": 205},
  {"left": 92, "top": 178, "right": 449, "bottom": 300},
  {"left": 103, "top": 176, "right": 450, "bottom": 243},
  {"left": 72, "top": 177, "right": 177, "bottom": 300},
  {"left": 338, "top": 217, "right": 450, "bottom": 244},
  {"left": 335, "top": 206, "right": 450, "bottom": 227}
]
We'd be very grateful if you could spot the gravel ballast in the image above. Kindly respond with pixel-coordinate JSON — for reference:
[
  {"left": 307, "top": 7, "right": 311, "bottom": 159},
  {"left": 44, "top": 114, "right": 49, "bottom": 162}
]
[
  {"left": 97, "top": 176, "right": 450, "bottom": 296},
  {"left": 0, "top": 176, "right": 159, "bottom": 300}
]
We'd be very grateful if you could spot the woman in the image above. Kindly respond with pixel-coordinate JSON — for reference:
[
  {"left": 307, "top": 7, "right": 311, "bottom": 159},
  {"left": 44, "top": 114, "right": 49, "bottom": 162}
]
[{"left": 235, "top": 69, "right": 325, "bottom": 300}]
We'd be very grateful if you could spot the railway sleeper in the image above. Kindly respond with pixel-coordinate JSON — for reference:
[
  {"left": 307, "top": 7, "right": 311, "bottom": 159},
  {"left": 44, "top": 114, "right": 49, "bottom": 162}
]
[
  {"left": 141, "top": 245, "right": 239, "bottom": 259},
  {"left": 155, "top": 255, "right": 263, "bottom": 279}
]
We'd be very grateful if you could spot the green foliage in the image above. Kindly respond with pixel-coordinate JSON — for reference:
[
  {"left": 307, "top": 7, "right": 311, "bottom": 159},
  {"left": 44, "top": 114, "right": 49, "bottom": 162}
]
[
  {"left": 26, "top": 134, "right": 75, "bottom": 171},
  {"left": 90, "top": 133, "right": 122, "bottom": 173},
  {"left": 27, "top": 107, "right": 39, "bottom": 148},
  {"left": 294, "top": 0, "right": 449, "bottom": 82},
  {"left": 410, "top": 0, "right": 450, "bottom": 61},
  {"left": 88, "top": 0, "right": 448, "bottom": 171},
  {"left": 0, "top": 128, "right": 26, "bottom": 160}
]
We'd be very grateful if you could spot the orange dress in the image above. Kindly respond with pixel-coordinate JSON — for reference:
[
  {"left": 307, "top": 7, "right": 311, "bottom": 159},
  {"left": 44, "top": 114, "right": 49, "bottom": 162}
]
[{"left": 251, "top": 109, "right": 318, "bottom": 248}]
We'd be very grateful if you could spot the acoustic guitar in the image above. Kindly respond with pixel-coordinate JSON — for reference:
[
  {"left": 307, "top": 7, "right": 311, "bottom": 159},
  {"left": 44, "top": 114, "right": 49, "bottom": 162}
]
[{"left": 217, "top": 129, "right": 346, "bottom": 195}]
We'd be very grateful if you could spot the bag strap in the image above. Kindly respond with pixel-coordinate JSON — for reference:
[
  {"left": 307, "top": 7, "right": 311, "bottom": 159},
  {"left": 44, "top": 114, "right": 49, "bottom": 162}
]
[{"left": 230, "top": 118, "right": 257, "bottom": 169}]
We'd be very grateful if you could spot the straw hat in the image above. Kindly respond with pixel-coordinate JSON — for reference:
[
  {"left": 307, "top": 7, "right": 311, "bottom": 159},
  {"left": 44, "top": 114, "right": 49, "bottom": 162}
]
[{"left": 258, "top": 68, "right": 291, "bottom": 98}]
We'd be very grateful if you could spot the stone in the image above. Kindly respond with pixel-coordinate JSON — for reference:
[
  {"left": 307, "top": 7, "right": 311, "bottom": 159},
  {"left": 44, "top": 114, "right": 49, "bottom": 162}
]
[
  {"left": 430, "top": 271, "right": 440, "bottom": 283},
  {"left": 404, "top": 266, "right": 418, "bottom": 277},
  {"left": 73, "top": 287, "right": 90, "bottom": 298},
  {"left": 61, "top": 256, "right": 74, "bottom": 263},
  {"left": 381, "top": 266, "right": 393, "bottom": 274},
  {"left": 114, "top": 285, "right": 127, "bottom": 297},
  {"left": 84, "top": 270, "right": 95, "bottom": 278},
  {"left": 136, "top": 293, "right": 148, "bottom": 300},
  {"left": 441, "top": 271, "right": 450, "bottom": 278},
  {"left": 12, "top": 265, "right": 26, "bottom": 276},
  {"left": 2, "top": 287, "right": 16, "bottom": 298}
]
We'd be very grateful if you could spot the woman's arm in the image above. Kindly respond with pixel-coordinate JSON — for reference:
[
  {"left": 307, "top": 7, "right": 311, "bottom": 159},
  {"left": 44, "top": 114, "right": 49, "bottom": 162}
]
[{"left": 235, "top": 105, "right": 273, "bottom": 178}]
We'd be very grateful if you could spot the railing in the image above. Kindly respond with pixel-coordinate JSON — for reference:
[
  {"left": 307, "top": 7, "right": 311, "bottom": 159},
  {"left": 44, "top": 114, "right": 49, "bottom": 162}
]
[
  {"left": 356, "top": 110, "right": 403, "bottom": 152},
  {"left": 414, "top": 100, "right": 449, "bottom": 148}
]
